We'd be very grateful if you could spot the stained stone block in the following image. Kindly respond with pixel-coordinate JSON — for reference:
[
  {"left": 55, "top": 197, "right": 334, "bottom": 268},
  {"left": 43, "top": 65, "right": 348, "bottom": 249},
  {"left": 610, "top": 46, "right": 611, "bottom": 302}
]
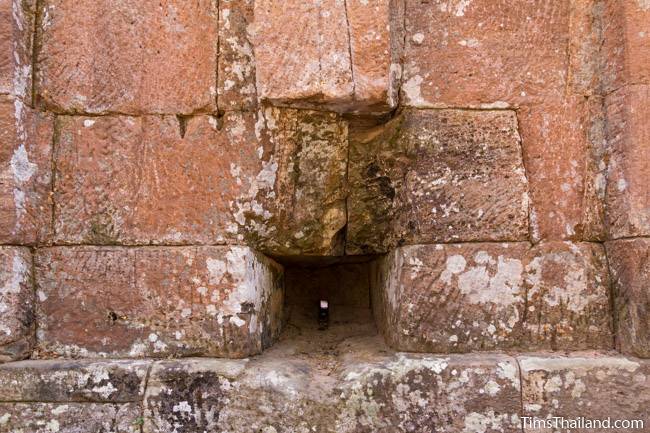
[
  {"left": 0, "top": 0, "right": 35, "bottom": 99},
  {"left": 347, "top": 108, "right": 529, "bottom": 254},
  {"left": 35, "top": 246, "right": 284, "bottom": 358},
  {"left": 371, "top": 242, "right": 612, "bottom": 352}
]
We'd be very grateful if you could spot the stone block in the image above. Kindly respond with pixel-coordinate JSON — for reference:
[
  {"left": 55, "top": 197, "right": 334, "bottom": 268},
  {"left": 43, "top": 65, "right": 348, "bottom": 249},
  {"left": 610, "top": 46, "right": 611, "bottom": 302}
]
[
  {"left": 0, "top": 0, "right": 34, "bottom": 99},
  {"left": 35, "top": 246, "right": 283, "bottom": 358},
  {"left": 347, "top": 108, "right": 529, "bottom": 254},
  {"left": 519, "top": 354, "right": 650, "bottom": 432},
  {"left": 519, "top": 96, "right": 607, "bottom": 241},
  {"left": 0, "top": 403, "right": 141, "bottom": 433},
  {"left": 0, "top": 95, "right": 53, "bottom": 244},
  {"left": 606, "top": 238, "right": 650, "bottom": 358},
  {"left": 0, "top": 247, "right": 33, "bottom": 362},
  {"left": 36, "top": 0, "right": 217, "bottom": 114},
  {"left": 401, "top": 0, "right": 568, "bottom": 107},
  {"left": 605, "top": 85, "right": 650, "bottom": 238},
  {"left": 218, "top": 0, "right": 256, "bottom": 111},
  {"left": 371, "top": 242, "right": 612, "bottom": 352},
  {"left": 53, "top": 113, "right": 261, "bottom": 245},
  {"left": 252, "top": 0, "right": 402, "bottom": 113},
  {"left": 0, "top": 359, "right": 150, "bottom": 402}
]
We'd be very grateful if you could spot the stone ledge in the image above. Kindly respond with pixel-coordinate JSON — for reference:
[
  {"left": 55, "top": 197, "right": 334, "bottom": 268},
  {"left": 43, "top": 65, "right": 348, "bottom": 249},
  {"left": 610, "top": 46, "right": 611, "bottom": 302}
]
[{"left": 1, "top": 349, "right": 649, "bottom": 432}]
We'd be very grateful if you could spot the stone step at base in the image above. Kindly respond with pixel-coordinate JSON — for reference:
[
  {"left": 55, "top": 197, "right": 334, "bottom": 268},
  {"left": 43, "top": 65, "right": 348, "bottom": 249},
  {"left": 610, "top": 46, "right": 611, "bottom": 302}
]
[{"left": 1, "top": 323, "right": 648, "bottom": 433}]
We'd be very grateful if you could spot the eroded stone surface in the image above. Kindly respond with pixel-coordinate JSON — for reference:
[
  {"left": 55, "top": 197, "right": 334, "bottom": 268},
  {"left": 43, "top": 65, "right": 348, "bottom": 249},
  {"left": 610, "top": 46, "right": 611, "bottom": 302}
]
[
  {"left": 605, "top": 85, "right": 650, "bottom": 238},
  {"left": 606, "top": 238, "right": 650, "bottom": 358},
  {"left": 218, "top": 0, "right": 256, "bottom": 111},
  {"left": 0, "top": 0, "right": 34, "bottom": 99},
  {"left": 0, "top": 359, "right": 150, "bottom": 402},
  {"left": 347, "top": 109, "right": 529, "bottom": 254},
  {"left": 402, "top": 0, "right": 568, "bottom": 108},
  {"left": 35, "top": 246, "right": 283, "bottom": 358},
  {"left": 0, "top": 403, "right": 141, "bottom": 433},
  {"left": 519, "top": 354, "right": 650, "bottom": 432},
  {"left": 519, "top": 96, "right": 607, "bottom": 241},
  {"left": 0, "top": 247, "right": 33, "bottom": 362},
  {"left": 0, "top": 95, "right": 53, "bottom": 244},
  {"left": 37, "top": 0, "right": 217, "bottom": 114},
  {"left": 253, "top": 0, "right": 402, "bottom": 112},
  {"left": 372, "top": 242, "right": 612, "bottom": 352}
]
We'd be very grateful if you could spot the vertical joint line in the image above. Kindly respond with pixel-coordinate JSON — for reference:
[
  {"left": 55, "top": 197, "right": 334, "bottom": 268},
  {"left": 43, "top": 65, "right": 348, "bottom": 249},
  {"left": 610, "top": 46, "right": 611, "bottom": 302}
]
[{"left": 342, "top": 0, "right": 356, "bottom": 97}]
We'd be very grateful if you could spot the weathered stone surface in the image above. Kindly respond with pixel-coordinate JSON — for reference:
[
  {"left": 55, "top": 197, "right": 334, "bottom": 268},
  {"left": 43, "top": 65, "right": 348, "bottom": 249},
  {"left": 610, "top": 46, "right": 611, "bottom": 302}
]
[
  {"left": 218, "top": 0, "right": 256, "bottom": 111},
  {"left": 605, "top": 85, "right": 650, "bottom": 238},
  {"left": 347, "top": 109, "right": 529, "bottom": 254},
  {"left": 252, "top": 0, "right": 402, "bottom": 113},
  {"left": 142, "top": 349, "right": 521, "bottom": 433},
  {"left": 0, "top": 0, "right": 34, "bottom": 99},
  {"left": 35, "top": 246, "right": 284, "bottom": 358},
  {"left": 606, "top": 238, "right": 650, "bottom": 358},
  {"left": 519, "top": 96, "right": 607, "bottom": 241},
  {"left": 602, "top": 0, "right": 650, "bottom": 93},
  {"left": 0, "top": 247, "right": 33, "bottom": 362},
  {"left": 519, "top": 354, "right": 650, "bottom": 431},
  {"left": 54, "top": 113, "right": 261, "bottom": 245},
  {"left": 371, "top": 242, "right": 612, "bottom": 353},
  {"left": 402, "top": 0, "right": 568, "bottom": 107},
  {"left": 37, "top": 0, "right": 217, "bottom": 114},
  {"left": 0, "top": 95, "right": 53, "bottom": 244},
  {"left": 246, "top": 107, "right": 348, "bottom": 256},
  {"left": 0, "top": 402, "right": 141, "bottom": 433},
  {"left": 0, "top": 359, "right": 149, "bottom": 402}
]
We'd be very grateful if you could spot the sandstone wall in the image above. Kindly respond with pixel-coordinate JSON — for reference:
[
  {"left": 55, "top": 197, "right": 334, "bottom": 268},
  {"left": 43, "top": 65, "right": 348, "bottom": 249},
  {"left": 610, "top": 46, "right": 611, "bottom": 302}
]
[{"left": 0, "top": 0, "right": 649, "bottom": 431}]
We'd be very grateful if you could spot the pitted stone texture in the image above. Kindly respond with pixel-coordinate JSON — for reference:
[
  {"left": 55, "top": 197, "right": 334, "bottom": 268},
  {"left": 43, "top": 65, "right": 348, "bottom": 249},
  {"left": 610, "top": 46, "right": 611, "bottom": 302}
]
[
  {"left": 519, "top": 354, "right": 650, "bottom": 432},
  {"left": 0, "top": 0, "right": 34, "bottom": 99},
  {"left": 37, "top": 0, "right": 217, "bottom": 114},
  {"left": 35, "top": 246, "right": 283, "bottom": 359},
  {"left": 218, "top": 0, "right": 256, "bottom": 111},
  {"left": 372, "top": 242, "right": 612, "bottom": 353},
  {"left": 605, "top": 85, "right": 650, "bottom": 238},
  {"left": 602, "top": 0, "right": 650, "bottom": 93},
  {"left": 244, "top": 107, "right": 348, "bottom": 256},
  {"left": 519, "top": 96, "right": 607, "bottom": 241},
  {"left": 0, "top": 247, "right": 33, "bottom": 362},
  {"left": 0, "top": 95, "right": 53, "bottom": 244},
  {"left": 337, "top": 353, "right": 521, "bottom": 433},
  {"left": 0, "top": 359, "right": 150, "bottom": 402},
  {"left": 347, "top": 109, "right": 528, "bottom": 254},
  {"left": 142, "top": 352, "right": 521, "bottom": 433},
  {"left": 606, "top": 238, "right": 650, "bottom": 358},
  {"left": 253, "top": 0, "right": 402, "bottom": 113},
  {"left": 0, "top": 403, "right": 140, "bottom": 433},
  {"left": 54, "top": 114, "right": 262, "bottom": 245},
  {"left": 402, "top": 0, "right": 568, "bottom": 108}
]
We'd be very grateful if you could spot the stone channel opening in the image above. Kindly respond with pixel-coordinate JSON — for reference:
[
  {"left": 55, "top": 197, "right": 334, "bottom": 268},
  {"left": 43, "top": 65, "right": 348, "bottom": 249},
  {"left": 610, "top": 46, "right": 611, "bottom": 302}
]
[{"left": 272, "top": 254, "right": 382, "bottom": 353}]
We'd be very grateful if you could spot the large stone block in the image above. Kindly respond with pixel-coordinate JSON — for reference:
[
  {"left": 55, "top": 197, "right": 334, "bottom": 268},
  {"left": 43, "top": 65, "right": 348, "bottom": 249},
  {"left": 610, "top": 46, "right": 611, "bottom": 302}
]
[
  {"left": 218, "top": 0, "right": 256, "bottom": 111},
  {"left": 0, "top": 95, "right": 53, "bottom": 244},
  {"left": 35, "top": 246, "right": 283, "bottom": 358},
  {"left": 371, "top": 242, "right": 612, "bottom": 352},
  {"left": 606, "top": 238, "right": 650, "bottom": 358},
  {"left": 252, "top": 0, "right": 402, "bottom": 113},
  {"left": 0, "top": 0, "right": 34, "bottom": 99},
  {"left": 53, "top": 113, "right": 261, "bottom": 245},
  {"left": 401, "top": 0, "right": 568, "bottom": 107},
  {"left": 0, "top": 247, "right": 33, "bottom": 362},
  {"left": 602, "top": 0, "right": 650, "bottom": 93},
  {"left": 605, "top": 85, "right": 650, "bottom": 238},
  {"left": 519, "top": 354, "right": 650, "bottom": 432},
  {"left": 36, "top": 0, "right": 217, "bottom": 114},
  {"left": 142, "top": 352, "right": 521, "bottom": 433},
  {"left": 0, "top": 403, "right": 141, "bottom": 433},
  {"left": 519, "top": 96, "right": 607, "bottom": 241},
  {"left": 0, "top": 359, "right": 150, "bottom": 402},
  {"left": 347, "top": 108, "right": 529, "bottom": 254}
]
